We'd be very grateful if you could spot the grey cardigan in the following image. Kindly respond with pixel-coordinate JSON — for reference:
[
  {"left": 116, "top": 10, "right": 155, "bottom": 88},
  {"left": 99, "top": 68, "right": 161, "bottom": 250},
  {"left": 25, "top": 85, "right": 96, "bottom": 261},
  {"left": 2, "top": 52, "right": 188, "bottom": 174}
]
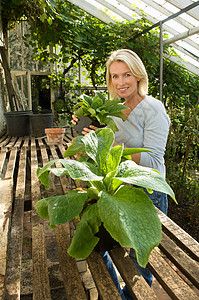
[{"left": 113, "top": 96, "right": 170, "bottom": 179}]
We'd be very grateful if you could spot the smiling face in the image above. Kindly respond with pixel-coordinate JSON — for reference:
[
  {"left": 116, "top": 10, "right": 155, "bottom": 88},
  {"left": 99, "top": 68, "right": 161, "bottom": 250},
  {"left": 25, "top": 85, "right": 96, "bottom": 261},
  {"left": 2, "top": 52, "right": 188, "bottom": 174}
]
[{"left": 109, "top": 61, "right": 140, "bottom": 102}]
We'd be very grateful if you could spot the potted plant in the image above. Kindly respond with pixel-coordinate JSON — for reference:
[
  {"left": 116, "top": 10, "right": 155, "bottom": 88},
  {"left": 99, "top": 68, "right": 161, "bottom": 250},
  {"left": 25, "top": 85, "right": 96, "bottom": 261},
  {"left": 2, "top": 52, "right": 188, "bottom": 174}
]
[
  {"left": 36, "top": 127, "right": 177, "bottom": 267},
  {"left": 73, "top": 92, "right": 129, "bottom": 134}
]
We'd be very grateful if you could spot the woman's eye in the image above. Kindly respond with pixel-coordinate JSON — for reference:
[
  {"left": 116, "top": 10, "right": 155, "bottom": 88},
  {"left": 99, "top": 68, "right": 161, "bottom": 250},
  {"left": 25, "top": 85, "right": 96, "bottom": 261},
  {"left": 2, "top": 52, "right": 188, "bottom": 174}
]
[
  {"left": 125, "top": 73, "right": 131, "bottom": 77},
  {"left": 112, "top": 75, "right": 118, "bottom": 78}
]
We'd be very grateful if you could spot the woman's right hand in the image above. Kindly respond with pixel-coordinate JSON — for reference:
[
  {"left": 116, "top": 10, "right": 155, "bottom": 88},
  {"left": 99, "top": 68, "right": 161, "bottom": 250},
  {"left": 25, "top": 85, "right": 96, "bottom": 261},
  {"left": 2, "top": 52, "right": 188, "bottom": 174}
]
[
  {"left": 71, "top": 114, "right": 98, "bottom": 135},
  {"left": 71, "top": 114, "right": 78, "bottom": 125}
]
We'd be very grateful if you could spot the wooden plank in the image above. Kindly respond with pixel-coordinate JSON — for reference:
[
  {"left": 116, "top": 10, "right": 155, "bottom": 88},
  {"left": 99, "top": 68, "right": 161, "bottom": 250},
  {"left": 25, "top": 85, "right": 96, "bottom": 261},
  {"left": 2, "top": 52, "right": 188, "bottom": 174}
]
[
  {"left": 39, "top": 144, "right": 88, "bottom": 298},
  {"left": 3, "top": 147, "right": 26, "bottom": 299},
  {"left": 157, "top": 208, "right": 199, "bottom": 261},
  {"left": 57, "top": 144, "right": 68, "bottom": 158},
  {"left": 0, "top": 179, "right": 12, "bottom": 299},
  {"left": 23, "top": 136, "right": 30, "bottom": 148},
  {"left": 14, "top": 137, "right": 23, "bottom": 148},
  {"left": 39, "top": 141, "right": 50, "bottom": 166},
  {"left": 110, "top": 247, "right": 158, "bottom": 300},
  {"left": 65, "top": 127, "right": 74, "bottom": 141},
  {"left": 0, "top": 132, "right": 8, "bottom": 144},
  {"left": 0, "top": 136, "right": 11, "bottom": 148},
  {"left": 0, "top": 149, "right": 7, "bottom": 179},
  {"left": 159, "top": 232, "right": 199, "bottom": 289},
  {"left": 87, "top": 251, "right": 121, "bottom": 299},
  {"left": 4, "top": 148, "right": 18, "bottom": 180},
  {"left": 55, "top": 224, "right": 87, "bottom": 300},
  {"left": 5, "top": 137, "right": 18, "bottom": 149},
  {"left": 148, "top": 248, "right": 199, "bottom": 300},
  {"left": 49, "top": 146, "right": 75, "bottom": 192},
  {"left": 31, "top": 143, "right": 51, "bottom": 300}
]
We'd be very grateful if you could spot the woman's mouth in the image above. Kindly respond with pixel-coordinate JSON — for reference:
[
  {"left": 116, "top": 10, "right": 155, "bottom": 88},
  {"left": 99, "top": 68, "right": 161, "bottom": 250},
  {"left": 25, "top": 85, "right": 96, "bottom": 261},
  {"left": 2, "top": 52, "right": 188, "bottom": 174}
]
[{"left": 119, "top": 87, "right": 128, "bottom": 91}]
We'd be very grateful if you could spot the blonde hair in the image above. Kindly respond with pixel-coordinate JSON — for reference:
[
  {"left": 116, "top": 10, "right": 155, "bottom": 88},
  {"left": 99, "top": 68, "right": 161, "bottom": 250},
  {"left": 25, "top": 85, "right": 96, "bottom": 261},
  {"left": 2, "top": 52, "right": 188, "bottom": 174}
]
[{"left": 106, "top": 49, "right": 148, "bottom": 99}]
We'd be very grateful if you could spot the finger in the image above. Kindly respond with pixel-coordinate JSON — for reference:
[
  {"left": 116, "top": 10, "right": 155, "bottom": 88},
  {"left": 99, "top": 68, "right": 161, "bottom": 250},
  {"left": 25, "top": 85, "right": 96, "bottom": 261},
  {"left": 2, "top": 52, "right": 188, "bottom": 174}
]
[
  {"left": 82, "top": 128, "right": 93, "bottom": 135},
  {"left": 71, "top": 120, "right": 77, "bottom": 125},
  {"left": 72, "top": 114, "right": 79, "bottom": 121},
  {"left": 89, "top": 125, "right": 98, "bottom": 131}
]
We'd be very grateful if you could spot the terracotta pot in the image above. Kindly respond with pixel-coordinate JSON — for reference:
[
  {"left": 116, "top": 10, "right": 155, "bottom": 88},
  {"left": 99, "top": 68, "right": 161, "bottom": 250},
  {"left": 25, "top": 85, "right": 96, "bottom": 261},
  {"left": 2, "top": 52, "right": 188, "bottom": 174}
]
[{"left": 45, "top": 128, "right": 65, "bottom": 145}]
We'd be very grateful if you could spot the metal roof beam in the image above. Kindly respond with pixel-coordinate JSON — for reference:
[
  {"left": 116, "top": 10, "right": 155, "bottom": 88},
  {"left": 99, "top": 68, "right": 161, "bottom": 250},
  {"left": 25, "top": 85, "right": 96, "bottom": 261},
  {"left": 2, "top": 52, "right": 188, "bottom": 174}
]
[
  {"left": 166, "top": 0, "right": 199, "bottom": 21},
  {"left": 131, "top": 1, "right": 199, "bottom": 39},
  {"left": 128, "top": 6, "right": 199, "bottom": 52},
  {"left": 171, "top": 43, "right": 199, "bottom": 62},
  {"left": 164, "top": 54, "right": 199, "bottom": 75},
  {"left": 67, "top": 0, "right": 114, "bottom": 24},
  {"left": 95, "top": 0, "right": 132, "bottom": 21},
  {"left": 141, "top": 0, "right": 197, "bottom": 29},
  {"left": 163, "top": 26, "right": 199, "bottom": 45},
  {"left": 67, "top": 0, "right": 199, "bottom": 75}
]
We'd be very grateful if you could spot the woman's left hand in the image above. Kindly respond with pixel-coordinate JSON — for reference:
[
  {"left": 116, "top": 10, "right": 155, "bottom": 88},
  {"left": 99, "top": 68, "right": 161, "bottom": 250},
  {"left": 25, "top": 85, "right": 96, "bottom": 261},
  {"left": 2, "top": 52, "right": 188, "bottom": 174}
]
[{"left": 82, "top": 125, "right": 98, "bottom": 135}]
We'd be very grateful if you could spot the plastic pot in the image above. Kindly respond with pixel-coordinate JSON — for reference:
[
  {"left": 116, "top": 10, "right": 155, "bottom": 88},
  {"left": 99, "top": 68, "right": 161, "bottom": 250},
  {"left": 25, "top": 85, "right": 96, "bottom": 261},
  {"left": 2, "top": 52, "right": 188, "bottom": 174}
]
[
  {"left": 73, "top": 116, "right": 104, "bottom": 135},
  {"left": 94, "top": 224, "right": 120, "bottom": 253},
  {"left": 4, "top": 111, "right": 33, "bottom": 137},
  {"left": 30, "top": 113, "right": 53, "bottom": 137}
]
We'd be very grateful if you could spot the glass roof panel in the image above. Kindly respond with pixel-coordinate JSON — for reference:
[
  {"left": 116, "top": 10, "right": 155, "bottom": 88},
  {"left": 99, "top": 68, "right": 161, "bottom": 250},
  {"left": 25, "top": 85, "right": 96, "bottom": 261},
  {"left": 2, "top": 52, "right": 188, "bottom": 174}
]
[
  {"left": 180, "top": 13, "right": 199, "bottom": 26},
  {"left": 77, "top": 0, "right": 199, "bottom": 75}
]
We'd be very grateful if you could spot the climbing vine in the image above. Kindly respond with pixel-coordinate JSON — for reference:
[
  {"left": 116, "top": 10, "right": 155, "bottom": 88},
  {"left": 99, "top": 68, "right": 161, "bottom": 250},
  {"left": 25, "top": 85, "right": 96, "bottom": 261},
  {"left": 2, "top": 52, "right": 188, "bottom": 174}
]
[{"left": 1, "top": 0, "right": 199, "bottom": 236}]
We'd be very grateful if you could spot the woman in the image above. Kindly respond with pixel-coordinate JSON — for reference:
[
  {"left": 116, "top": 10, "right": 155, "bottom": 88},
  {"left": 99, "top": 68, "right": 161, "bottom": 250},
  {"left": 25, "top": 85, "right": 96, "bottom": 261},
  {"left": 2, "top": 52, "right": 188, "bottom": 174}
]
[{"left": 72, "top": 49, "right": 170, "bottom": 299}]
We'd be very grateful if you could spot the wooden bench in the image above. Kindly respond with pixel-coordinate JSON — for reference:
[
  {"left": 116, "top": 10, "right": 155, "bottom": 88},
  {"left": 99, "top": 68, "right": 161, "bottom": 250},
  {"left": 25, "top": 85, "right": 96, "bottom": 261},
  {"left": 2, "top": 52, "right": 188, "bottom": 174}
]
[{"left": 0, "top": 130, "right": 198, "bottom": 300}]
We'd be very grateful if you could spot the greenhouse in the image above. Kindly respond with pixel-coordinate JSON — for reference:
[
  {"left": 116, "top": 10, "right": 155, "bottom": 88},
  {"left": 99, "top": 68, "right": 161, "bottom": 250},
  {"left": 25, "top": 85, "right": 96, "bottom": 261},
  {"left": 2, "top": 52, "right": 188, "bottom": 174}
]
[{"left": 0, "top": 1, "right": 199, "bottom": 299}]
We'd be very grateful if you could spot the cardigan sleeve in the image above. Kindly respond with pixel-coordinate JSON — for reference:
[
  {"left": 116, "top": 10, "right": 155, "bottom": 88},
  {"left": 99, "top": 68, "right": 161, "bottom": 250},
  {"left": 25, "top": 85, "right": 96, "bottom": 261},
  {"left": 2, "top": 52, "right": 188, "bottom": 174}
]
[{"left": 139, "top": 100, "right": 170, "bottom": 175}]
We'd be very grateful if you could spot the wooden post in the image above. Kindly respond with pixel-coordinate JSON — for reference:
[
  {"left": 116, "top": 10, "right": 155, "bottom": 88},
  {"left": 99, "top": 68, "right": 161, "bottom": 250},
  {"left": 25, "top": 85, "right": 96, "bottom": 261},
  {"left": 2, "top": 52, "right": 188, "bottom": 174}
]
[{"left": 0, "top": 46, "right": 19, "bottom": 111}]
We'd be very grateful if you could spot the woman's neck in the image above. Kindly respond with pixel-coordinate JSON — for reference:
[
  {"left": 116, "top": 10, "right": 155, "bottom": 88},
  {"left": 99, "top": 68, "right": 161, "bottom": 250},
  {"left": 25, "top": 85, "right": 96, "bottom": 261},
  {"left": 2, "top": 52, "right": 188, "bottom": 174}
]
[
  {"left": 125, "top": 94, "right": 145, "bottom": 110},
  {"left": 122, "top": 94, "right": 145, "bottom": 119}
]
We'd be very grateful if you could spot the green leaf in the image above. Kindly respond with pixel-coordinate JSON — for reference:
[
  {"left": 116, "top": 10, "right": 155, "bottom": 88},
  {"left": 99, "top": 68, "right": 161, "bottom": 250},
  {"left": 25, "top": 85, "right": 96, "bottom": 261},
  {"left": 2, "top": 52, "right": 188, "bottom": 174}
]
[
  {"left": 91, "top": 95, "right": 103, "bottom": 110},
  {"left": 95, "top": 91, "right": 106, "bottom": 104},
  {"left": 122, "top": 148, "right": 153, "bottom": 156},
  {"left": 36, "top": 198, "right": 49, "bottom": 219},
  {"left": 101, "top": 98, "right": 126, "bottom": 112},
  {"left": 36, "top": 190, "right": 87, "bottom": 226},
  {"left": 82, "top": 94, "right": 92, "bottom": 106},
  {"left": 91, "top": 180, "right": 106, "bottom": 192},
  {"left": 115, "top": 161, "right": 177, "bottom": 202},
  {"left": 81, "top": 161, "right": 100, "bottom": 175},
  {"left": 37, "top": 159, "right": 59, "bottom": 189},
  {"left": 109, "top": 111, "right": 127, "bottom": 120},
  {"left": 98, "top": 186, "right": 162, "bottom": 267},
  {"left": 60, "top": 159, "right": 104, "bottom": 181},
  {"left": 108, "top": 103, "right": 129, "bottom": 114},
  {"left": 82, "top": 128, "right": 114, "bottom": 173},
  {"left": 81, "top": 130, "right": 98, "bottom": 163},
  {"left": 37, "top": 159, "right": 103, "bottom": 188},
  {"left": 87, "top": 107, "right": 96, "bottom": 116},
  {"left": 74, "top": 106, "right": 84, "bottom": 118},
  {"left": 103, "top": 170, "right": 118, "bottom": 192},
  {"left": 51, "top": 167, "right": 69, "bottom": 177},
  {"left": 87, "top": 187, "right": 99, "bottom": 201},
  {"left": 68, "top": 219, "right": 99, "bottom": 259},
  {"left": 64, "top": 136, "right": 85, "bottom": 157},
  {"left": 106, "top": 144, "right": 124, "bottom": 173},
  {"left": 81, "top": 203, "right": 101, "bottom": 234},
  {"left": 105, "top": 116, "right": 119, "bottom": 132}
]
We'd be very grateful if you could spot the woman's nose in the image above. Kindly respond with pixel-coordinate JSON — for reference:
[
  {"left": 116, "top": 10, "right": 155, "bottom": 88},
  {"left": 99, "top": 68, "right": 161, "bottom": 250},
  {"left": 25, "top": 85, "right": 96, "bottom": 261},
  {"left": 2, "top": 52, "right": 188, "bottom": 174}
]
[{"left": 118, "top": 76, "right": 125, "bottom": 85}]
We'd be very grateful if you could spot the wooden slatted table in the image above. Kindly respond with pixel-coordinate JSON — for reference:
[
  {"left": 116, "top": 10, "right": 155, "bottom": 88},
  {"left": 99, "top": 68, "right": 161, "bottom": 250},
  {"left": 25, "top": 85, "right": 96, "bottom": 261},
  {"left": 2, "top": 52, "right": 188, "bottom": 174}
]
[{"left": 0, "top": 130, "right": 198, "bottom": 300}]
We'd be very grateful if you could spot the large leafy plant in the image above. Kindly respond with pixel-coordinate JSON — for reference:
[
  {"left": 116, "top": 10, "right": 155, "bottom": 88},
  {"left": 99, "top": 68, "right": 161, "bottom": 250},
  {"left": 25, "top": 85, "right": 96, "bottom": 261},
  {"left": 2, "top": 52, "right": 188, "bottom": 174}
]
[
  {"left": 36, "top": 128, "right": 176, "bottom": 267},
  {"left": 73, "top": 92, "right": 128, "bottom": 132}
]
